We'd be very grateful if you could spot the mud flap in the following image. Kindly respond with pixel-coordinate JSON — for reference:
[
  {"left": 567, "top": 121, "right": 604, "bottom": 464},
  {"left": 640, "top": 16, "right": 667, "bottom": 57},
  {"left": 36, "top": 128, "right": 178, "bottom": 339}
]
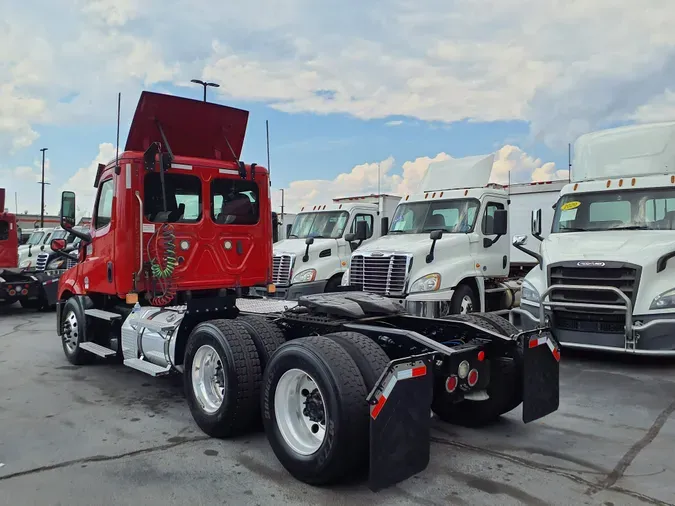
[
  {"left": 41, "top": 276, "right": 60, "bottom": 306},
  {"left": 367, "top": 354, "right": 434, "bottom": 492},
  {"left": 522, "top": 330, "right": 560, "bottom": 423}
]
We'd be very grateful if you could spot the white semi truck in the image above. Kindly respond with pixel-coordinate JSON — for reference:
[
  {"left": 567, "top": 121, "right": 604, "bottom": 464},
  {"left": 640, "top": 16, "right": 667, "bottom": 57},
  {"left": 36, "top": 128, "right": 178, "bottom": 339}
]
[
  {"left": 341, "top": 154, "right": 567, "bottom": 317},
  {"left": 255, "top": 194, "right": 401, "bottom": 299},
  {"left": 512, "top": 121, "right": 675, "bottom": 355}
]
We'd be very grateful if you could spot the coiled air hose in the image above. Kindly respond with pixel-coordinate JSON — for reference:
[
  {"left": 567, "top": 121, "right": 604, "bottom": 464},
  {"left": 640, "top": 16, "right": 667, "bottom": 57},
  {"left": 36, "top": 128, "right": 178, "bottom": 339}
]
[{"left": 148, "top": 223, "right": 178, "bottom": 306}]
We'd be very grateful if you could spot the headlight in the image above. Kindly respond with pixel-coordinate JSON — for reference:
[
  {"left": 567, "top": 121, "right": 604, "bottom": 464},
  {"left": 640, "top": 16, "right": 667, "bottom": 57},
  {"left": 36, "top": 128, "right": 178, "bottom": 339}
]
[
  {"left": 410, "top": 273, "right": 441, "bottom": 293},
  {"left": 650, "top": 288, "right": 675, "bottom": 310},
  {"left": 48, "top": 258, "right": 65, "bottom": 269},
  {"left": 19, "top": 259, "right": 31, "bottom": 268},
  {"left": 292, "top": 269, "right": 317, "bottom": 283},
  {"left": 341, "top": 269, "right": 350, "bottom": 286},
  {"left": 521, "top": 281, "right": 540, "bottom": 303}
]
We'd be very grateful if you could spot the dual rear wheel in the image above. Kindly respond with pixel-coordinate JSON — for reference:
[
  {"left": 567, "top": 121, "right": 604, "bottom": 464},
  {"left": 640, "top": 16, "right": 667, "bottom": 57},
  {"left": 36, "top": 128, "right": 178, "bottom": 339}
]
[{"left": 183, "top": 322, "right": 389, "bottom": 485}]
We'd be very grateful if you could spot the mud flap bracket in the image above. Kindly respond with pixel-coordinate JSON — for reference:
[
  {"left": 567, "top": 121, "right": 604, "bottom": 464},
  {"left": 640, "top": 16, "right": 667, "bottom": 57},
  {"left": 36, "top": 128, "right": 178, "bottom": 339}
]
[
  {"left": 521, "top": 330, "right": 560, "bottom": 423},
  {"left": 367, "top": 353, "right": 435, "bottom": 492}
]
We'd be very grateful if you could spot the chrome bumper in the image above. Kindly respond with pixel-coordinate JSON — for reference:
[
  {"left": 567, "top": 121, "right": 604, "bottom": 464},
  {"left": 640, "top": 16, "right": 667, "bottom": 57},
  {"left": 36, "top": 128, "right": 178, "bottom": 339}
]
[{"left": 510, "top": 284, "right": 675, "bottom": 356}]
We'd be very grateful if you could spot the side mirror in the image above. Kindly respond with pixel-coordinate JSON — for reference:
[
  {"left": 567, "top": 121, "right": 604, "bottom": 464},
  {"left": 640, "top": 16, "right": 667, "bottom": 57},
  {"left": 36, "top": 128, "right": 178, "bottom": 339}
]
[
  {"left": 426, "top": 230, "right": 443, "bottom": 263},
  {"left": 531, "top": 209, "right": 543, "bottom": 241},
  {"left": 51, "top": 238, "right": 67, "bottom": 252},
  {"left": 303, "top": 236, "right": 314, "bottom": 262},
  {"left": 305, "top": 237, "right": 315, "bottom": 246},
  {"left": 430, "top": 229, "right": 443, "bottom": 241},
  {"left": 380, "top": 216, "right": 389, "bottom": 236},
  {"left": 345, "top": 233, "right": 356, "bottom": 242},
  {"left": 492, "top": 209, "right": 508, "bottom": 236},
  {"left": 60, "top": 191, "right": 76, "bottom": 230},
  {"left": 354, "top": 220, "right": 368, "bottom": 241},
  {"left": 512, "top": 235, "right": 528, "bottom": 246}
]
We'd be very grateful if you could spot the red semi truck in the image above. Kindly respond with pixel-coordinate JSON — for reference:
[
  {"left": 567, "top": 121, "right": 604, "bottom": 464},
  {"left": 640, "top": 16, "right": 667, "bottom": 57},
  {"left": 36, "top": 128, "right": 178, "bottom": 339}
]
[
  {"left": 53, "top": 90, "right": 561, "bottom": 491},
  {"left": 0, "top": 189, "right": 18, "bottom": 269}
]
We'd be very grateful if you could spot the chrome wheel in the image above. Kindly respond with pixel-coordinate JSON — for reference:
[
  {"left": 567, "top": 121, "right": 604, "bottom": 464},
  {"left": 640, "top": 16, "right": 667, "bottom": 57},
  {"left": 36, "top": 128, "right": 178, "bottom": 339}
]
[
  {"left": 460, "top": 295, "right": 474, "bottom": 314},
  {"left": 62, "top": 310, "right": 79, "bottom": 353},
  {"left": 191, "top": 345, "right": 226, "bottom": 414},
  {"left": 274, "top": 368, "right": 327, "bottom": 456}
]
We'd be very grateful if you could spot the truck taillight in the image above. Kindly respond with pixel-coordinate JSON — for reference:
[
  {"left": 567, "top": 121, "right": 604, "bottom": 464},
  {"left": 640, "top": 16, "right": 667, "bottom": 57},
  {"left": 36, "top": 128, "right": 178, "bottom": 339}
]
[
  {"left": 467, "top": 369, "right": 479, "bottom": 387},
  {"left": 445, "top": 375, "right": 458, "bottom": 393}
]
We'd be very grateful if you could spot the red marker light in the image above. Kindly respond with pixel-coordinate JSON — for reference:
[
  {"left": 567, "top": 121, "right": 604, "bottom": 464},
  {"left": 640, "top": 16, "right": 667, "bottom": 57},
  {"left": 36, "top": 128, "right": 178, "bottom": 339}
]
[{"left": 477, "top": 350, "right": 485, "bottom": 362}]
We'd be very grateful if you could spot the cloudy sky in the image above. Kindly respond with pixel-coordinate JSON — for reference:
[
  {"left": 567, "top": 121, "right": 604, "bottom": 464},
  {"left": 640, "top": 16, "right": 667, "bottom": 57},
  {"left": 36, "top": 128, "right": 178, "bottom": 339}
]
[{"left": 2, "top": 0, "right": 674, "bottom": 216}]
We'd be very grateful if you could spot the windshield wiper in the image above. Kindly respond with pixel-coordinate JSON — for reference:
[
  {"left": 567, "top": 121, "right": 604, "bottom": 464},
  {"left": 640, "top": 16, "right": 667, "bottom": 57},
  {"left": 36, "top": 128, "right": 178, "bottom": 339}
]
[
  {"left": 288, "top": 234, "right": 299, "bottom": 238},
  {"left": 610, "top": 225, "right": 655, "bottom": 231},
  {"left": 560, "top": 226, "right": 590, "bottom": 232}
]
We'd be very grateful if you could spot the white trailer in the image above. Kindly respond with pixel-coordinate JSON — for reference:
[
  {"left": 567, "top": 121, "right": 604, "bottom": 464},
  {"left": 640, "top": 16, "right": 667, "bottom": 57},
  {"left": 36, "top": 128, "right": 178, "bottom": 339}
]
[
  {"left": 513, "top": 121, "right": 675, "bottom": 355},
  {"left": 341, "top": 154, "right": 565, "bottom": 318}
]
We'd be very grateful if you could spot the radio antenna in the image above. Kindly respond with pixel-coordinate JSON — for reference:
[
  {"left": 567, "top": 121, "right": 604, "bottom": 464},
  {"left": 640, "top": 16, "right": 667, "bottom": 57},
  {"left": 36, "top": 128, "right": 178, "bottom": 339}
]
[
  {"left": 114, "top": 92, "right": 121, "bottom": 175},
  {"left": 266, "top": 120, "right": 271, "bottom": 179},
  {"left": 568, "top": 142, "right": 572, "bottom": 182}
]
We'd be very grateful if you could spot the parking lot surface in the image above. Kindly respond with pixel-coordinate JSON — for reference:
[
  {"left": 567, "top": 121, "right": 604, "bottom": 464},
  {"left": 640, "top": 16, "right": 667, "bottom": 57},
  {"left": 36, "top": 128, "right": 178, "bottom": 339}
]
[{"left": 1, "top": 305, "right": 674, "bottom": 506}]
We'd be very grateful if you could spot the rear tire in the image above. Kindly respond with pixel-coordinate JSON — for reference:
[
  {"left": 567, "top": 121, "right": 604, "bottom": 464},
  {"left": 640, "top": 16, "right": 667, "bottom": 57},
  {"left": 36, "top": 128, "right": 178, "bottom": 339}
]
[
  {"left": 237, "top": 315, "right": 286, "bottom": 369},
  {"left": 432, "top": 313, "right": 520, "bottom": 427},
  {"left": 262, "top": 336, "right": 369, "bottom": 485},
  {"left": 184, "top": 319, "right": 262, "bottom": 438},
  {"left": 323, "top": 331, "right": 389, "bottom": 393},
  {"left": 61, "top": 297, "right": 94, "bottom": 366}
]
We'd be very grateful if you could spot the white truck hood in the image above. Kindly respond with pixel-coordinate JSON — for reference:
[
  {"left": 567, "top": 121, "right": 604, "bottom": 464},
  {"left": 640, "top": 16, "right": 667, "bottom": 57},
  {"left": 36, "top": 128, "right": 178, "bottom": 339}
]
[
  {"left": 274, "top": 238, "right": 338, "bottom": 257},
  {"left": 356, "top": 233, "right": 468, "bottom": 257},
  {"left": 543, "top": 231, "right": 675, "bottom": 263}
]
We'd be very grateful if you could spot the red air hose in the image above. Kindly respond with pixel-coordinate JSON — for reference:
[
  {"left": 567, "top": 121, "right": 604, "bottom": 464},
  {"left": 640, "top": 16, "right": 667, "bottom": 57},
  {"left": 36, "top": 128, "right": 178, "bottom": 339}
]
[{"left": 148, "top": 223, "right": 177, "bottom": 306}]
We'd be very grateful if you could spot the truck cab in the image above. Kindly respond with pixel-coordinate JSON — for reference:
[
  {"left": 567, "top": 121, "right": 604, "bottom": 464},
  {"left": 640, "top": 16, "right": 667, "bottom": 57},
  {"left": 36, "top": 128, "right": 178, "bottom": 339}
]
[
  {"left": 341, "top": 154, "right": 520, "bottom": 317},
  {"left": 259, "top": 194, "right": 400, "bottom": 299},
  {"left": 514, "top": 121, "right": 675, "bottom": 355}
]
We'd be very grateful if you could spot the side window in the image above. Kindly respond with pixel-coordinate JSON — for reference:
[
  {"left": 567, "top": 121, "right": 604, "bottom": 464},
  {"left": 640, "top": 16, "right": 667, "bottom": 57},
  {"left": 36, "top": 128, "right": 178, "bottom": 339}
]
[
  {"left": 211, "top": 178, "right": 260, "bottom": 225},
  {"left": 0, "top": 220, "right": 8, "bottom": 241},
  {"left": 95, "top": 179, "right": 114, "bottom": 229},
  {"left": 350, "top": 214, "right": 374, "bottom": 239},
  {"left": 482, "top": 202, "right": 504, "bottom": 235}
]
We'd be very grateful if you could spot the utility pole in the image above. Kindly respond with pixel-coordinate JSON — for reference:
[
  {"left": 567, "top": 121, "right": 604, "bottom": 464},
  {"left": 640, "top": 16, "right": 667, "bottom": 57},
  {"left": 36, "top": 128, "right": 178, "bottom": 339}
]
[
  {"left": 39, "top": 147, "right": 48, "bottom": 227},
  {"left": 190, "top": 79, "right": 219, "bottom": 102},
  {"left": 280, "top": 189, "right": 285, "bottom": 223}
]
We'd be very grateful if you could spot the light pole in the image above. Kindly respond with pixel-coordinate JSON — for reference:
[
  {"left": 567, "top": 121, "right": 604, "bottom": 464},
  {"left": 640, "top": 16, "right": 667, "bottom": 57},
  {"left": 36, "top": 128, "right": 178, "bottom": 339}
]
[
  {"left": 39, "top": 147, "right": 49, "bottom": 228},
  {"left": 190, "top": 79, "right": 220, "bottom": 102}
]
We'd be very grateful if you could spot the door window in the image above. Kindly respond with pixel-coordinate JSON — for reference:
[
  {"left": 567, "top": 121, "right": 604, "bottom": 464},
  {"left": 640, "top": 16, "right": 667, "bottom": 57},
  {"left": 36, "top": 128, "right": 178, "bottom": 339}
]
[
  {"left": 94, "top": 179, "right": 114, "bottom": 229},
  {"left": 482, "top": 202, "right": 505, "bottom": 235},
  {"left": 211, "top": 179, "right": 260, "bottom": 225},
  {"left": 350, "top": 214, "right": 374, "bottom": 239}
]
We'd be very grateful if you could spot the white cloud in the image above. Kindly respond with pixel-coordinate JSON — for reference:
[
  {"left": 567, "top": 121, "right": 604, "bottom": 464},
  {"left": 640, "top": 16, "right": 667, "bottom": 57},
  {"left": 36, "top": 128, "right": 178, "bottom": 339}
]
[
  {"left": 385, "top": 120, "right": 404, "bottom": 127},
  {"left": 59, "top": 143, "right": 117, "bottom": 220},
  {"left": 271, "top": 145, "right": 564, "bottom": 213},
  {"left": 3, "top": 0, "right": 675, "bottom": 152}
]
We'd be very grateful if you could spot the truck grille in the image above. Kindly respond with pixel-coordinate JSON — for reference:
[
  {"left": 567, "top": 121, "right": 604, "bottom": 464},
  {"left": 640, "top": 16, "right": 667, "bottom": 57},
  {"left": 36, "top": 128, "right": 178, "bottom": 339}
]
[
  {"left": 272, "top": 254, "right": 294, "bottom": 286},
  {"left": 36, "top": 253, "right": 49, "bottom": 271},
  {"left": 548, "top": 261, "right": 640, "bottom": 306},
  {"left": 350, "top": 253, "right": 411, "bottom": 296}
]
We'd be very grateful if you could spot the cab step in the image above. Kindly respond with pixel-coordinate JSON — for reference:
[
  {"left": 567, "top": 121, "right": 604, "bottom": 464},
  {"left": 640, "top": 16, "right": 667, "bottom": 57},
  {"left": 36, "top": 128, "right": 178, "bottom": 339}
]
[
  {"left": 84, "top": 309, "right": 121, "bottom": 321},
  {"left": 123, "top": 358, "right": 172, "bottom": 377},
  {"left": 79, "top": 342, "right": 116, "bottom": 358}
]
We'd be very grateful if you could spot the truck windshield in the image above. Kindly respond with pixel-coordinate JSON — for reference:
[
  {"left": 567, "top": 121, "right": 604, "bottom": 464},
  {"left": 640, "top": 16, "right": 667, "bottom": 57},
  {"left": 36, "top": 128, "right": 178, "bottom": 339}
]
[
  {"left": 389, "top": 199, "right": 480, "bottom": 234},
  {"left": 552, "top": 188, "right": 675, "bottom": 233},
  {"left": 27, "top": 232, "right": 45, "bottom": 245},
  {"left": 289, "top": 211, "right": 349, "bottom": 239}
]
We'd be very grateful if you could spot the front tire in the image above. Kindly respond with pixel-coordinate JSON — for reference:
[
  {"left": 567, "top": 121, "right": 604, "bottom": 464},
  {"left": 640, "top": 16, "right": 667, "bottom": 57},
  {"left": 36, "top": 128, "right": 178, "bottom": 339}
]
[
  {"left": 262, "top": 336, "right": 369, "bottom": 485},
  {"left": 184, "top": 319, "right": 261, "bottom": 438},
  {"left": 61, "top": 297, "right": 94, "bottom": 365},
  {"left": 449, "top": 284, "right": 478, "bottom": 314}
]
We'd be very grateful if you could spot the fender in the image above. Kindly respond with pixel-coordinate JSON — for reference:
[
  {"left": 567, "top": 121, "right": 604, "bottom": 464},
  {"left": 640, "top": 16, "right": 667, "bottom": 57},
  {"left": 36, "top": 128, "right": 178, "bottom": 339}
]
[{"left": 57, "top": 268, "right": 86, "bottom": 300}]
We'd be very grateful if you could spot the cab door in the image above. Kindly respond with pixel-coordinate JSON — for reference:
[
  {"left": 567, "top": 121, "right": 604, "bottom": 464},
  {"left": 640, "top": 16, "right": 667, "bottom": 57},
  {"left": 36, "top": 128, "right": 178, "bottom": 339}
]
[
  {"left": 79, "top": 175, "right": 117, "bottom": 295},
  {"left": 471, "top": 197, "right": 510, "bottom": 277}
]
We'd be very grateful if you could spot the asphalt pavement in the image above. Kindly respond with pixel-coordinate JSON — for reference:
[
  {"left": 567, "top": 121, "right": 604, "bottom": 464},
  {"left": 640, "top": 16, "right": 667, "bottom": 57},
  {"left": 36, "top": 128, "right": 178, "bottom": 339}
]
[{"left": 0, "top": 304, "right": 674, "bottom": 506}]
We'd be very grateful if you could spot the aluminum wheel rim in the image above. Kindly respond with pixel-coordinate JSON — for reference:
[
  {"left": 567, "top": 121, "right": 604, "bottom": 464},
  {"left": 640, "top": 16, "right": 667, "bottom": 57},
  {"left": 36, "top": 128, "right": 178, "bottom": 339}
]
[
  {"left": 191, "top": 345, "right": 226, "bottom": 414},
  {"left": 274, "top": 368, "right": 327, "bottom": 456},
  {"left": 460, "top": 295, "right": 473, "bottom": 313},
  {"left": 63, "top": 310, "right": 79, "bottom": 353}
]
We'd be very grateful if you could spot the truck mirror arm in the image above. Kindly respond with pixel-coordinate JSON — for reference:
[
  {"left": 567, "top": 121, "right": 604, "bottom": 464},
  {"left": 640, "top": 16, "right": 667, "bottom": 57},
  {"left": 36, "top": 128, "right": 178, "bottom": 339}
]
[
  {"left": 64, "top": 227, "right": 92, "bottom": 244},
  {"left": 303, "top": 237, "right": 314, "bottom": 262},
  {"left": 426, "top": 230, "right": 443, "bottom": 263},
  {"left": 513, "top": 243, "right": 543, "bottom": 269},
  {"left": 482, "top": 234, "right": 503, "bottom": 248}
]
